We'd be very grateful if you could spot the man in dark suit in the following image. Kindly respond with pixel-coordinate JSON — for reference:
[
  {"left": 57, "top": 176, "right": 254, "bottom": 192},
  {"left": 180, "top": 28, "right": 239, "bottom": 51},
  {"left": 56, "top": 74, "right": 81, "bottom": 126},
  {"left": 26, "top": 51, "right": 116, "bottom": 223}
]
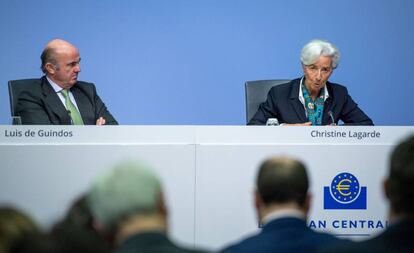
[
  {"left": 221, "top": 157, "right": 342, "bottom": 253},
  {"left": 16, "top": 39, "right": 117, "bottom": 125},
  {"left": 321, "top": 135, "right": 414, "bottom": 253},
  {"left": 88, "top": 161, "right": 208, "bottom": 253},
  {"left": 248, "top": 39, "right": 373, "bottom": 126}
]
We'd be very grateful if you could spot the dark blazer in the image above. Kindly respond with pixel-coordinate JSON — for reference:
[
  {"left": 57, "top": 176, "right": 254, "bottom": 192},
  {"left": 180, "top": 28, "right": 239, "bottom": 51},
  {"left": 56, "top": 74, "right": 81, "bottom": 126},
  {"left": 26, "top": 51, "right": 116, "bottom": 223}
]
[
  {"left": 221, "top": 217, "right": 342, "bottom": 253},
  {"left": 320, "top": 220, "right": 414, "bottom": 253},
  {"left": 16, "top": 76, "right": 118, "bottom": 125},
  {"left": 115, "top": 232, "right": 208, "bottom": 253},
  {"left": 248, "top": 78, "right": 373, "bottom": 125}
]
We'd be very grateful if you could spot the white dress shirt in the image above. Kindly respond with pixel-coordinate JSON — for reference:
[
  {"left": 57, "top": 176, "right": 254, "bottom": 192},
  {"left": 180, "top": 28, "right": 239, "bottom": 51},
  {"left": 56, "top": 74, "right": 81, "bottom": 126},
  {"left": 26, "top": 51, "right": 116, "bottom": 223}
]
[{"left": 47, "top": 76, "right": 81, "bottom": 113}]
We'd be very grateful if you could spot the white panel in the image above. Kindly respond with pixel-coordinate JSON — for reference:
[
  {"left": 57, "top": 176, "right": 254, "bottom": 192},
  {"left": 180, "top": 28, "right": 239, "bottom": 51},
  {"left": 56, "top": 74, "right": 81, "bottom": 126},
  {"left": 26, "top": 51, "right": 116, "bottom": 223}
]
[
  {"left": 0, "top": 144, "right": 196, "bottom": 247},
  {"left": 1, "top": 126, "right": 414, "bottom": 251},
  {"left": 195, "top": 144, "right": 394, "bottom": 250}
]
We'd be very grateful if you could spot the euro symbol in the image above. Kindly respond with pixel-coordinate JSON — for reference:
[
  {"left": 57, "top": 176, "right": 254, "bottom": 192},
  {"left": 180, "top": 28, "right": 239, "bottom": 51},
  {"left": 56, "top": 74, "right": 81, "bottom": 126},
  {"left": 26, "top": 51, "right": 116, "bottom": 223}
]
[{"left": 336, "top": 179, "right": 352, "bottom": 196}]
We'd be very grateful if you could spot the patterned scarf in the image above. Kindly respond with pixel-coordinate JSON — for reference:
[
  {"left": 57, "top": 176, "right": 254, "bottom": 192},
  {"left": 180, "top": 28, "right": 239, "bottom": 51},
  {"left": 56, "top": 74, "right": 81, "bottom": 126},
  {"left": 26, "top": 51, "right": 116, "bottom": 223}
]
[{"left": 301, "top": 83, "right": 325, "bottom": 125}]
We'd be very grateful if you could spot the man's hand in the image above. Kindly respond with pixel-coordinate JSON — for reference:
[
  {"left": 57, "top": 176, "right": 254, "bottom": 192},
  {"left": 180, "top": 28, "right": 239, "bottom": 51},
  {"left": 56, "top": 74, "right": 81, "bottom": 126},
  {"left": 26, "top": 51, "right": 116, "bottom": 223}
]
[{"left": 96, "top": 117, "right": 106, "bottom": 125}]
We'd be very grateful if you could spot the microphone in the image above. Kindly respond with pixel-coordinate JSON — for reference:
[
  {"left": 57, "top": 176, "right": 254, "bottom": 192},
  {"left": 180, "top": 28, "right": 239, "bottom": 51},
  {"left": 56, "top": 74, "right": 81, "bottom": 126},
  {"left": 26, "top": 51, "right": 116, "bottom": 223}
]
[
  {"left": 266, "top": 118, "right": 280, "bottom": 126},
  {"left": 328, "top": 111, "right": 336, "bottom": 126},
  {"left": 67, "top": 110, "right": 74, "bottom": 125}
]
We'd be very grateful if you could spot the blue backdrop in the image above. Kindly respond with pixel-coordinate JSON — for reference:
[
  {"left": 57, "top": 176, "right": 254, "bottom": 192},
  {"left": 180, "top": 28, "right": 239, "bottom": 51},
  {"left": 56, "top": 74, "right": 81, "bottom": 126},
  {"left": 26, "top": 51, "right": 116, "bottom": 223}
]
[{"left": 1, "top": 0, "right": 413, "bottom": 125}]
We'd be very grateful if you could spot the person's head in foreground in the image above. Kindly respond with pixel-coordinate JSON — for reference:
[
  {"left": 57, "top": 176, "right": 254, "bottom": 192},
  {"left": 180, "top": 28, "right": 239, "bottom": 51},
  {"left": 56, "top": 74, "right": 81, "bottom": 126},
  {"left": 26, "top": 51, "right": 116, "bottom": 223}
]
[
  {"left": 255, "top": 156, "right": 310, "bottom": 221},
  {"left": 88, "top": 161, "right": 166, "bottom": 245}
]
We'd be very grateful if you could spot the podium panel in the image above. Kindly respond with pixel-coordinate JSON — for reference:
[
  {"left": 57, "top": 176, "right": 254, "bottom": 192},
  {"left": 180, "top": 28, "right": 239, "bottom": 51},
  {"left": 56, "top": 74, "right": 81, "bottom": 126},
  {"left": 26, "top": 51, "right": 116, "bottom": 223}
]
[
  {"left": 195, "top": 144, "right": 390, "bottom": 249},
  {"left": 0, "top": 127, "right": 196, "bottom": 247},
  {"left": 1, "top": 126, "right": 413, "bottom": 250}
]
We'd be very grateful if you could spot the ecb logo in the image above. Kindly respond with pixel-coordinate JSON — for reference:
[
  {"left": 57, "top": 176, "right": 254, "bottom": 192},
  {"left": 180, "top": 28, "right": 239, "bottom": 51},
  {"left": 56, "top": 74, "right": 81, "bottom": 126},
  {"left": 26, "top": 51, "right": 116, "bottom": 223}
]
[{"left": 324, "top": 172, "right": 367, "bottom": 209}]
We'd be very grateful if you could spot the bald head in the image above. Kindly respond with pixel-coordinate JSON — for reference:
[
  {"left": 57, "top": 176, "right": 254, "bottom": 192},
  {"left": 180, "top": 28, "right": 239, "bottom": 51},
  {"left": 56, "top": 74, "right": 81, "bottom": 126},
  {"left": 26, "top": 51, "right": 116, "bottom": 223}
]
[
  {"left": 40, "top": 39, "right": 81, "bottom": 88},
  {"left": 41, "top": 39, "right": 77, "bottom": 73},
  {"left": 45, "top": 39, "right": 77, "bottom": 50},
  {"left": 257, "top": 157, "right": 309, "bottom": 207}
]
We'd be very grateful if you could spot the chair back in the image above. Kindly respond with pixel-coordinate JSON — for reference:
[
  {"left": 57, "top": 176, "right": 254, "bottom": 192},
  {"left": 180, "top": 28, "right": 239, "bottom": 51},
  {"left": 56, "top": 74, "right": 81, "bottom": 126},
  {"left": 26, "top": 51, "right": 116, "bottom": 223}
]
[
  {"left": 245, "top": 79, "right": 290, "bottom": 123},
  {"left": 8, "top": 79, "right": 37, "bottom": 116}
]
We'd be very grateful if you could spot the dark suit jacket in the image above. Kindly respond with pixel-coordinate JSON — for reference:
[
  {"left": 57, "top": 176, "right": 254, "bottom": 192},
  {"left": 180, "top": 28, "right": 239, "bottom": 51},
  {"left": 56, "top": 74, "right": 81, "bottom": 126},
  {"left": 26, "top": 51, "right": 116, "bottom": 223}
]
[
  {"left": 320, "top": 220, "right": 414, "bottom": 253},
  {"left": 115, "top": 232, "right": 208, "bottom": 253},
  {"left": 221, "top": 217, "right": 342, "bottom": 253},
  {"left": 248, "top": 78, "right": 374, "bottom": 125},
  {"left": 16, "top": 76, "right": 118, "bottom": 125}
]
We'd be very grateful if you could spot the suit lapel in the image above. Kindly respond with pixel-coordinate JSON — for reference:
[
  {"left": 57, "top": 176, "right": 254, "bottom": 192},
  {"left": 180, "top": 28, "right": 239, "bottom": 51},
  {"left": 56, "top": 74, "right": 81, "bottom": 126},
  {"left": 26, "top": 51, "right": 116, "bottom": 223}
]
[
  {"left": 41, "top": 77, "right": 72, "bottom": 124},
  {"left": 71, "top": 85, "right": 93, "bottom": 125},
  {"left": 289, "top": 80, "right": 307, "bottom": 122}
]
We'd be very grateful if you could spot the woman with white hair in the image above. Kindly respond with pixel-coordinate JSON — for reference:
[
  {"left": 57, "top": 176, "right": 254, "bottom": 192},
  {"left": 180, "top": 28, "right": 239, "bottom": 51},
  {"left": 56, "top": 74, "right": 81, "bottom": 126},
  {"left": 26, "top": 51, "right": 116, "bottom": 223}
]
[{"left": 248, "top": 39, "right": 373, "bottom": 126}]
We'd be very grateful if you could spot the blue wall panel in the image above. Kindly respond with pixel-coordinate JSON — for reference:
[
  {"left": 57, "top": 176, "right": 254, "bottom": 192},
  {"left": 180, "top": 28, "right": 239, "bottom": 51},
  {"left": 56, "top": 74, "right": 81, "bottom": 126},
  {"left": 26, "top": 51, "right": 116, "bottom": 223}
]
[{"left": 0, "top": 0, "right": 412, "bottom": 125}]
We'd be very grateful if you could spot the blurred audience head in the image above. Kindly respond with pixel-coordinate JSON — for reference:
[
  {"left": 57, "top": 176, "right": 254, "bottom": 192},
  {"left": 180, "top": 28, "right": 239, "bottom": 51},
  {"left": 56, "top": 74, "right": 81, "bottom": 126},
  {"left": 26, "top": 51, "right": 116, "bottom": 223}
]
[
  {"left": 255, "top": 156, "right": 310, "bottom": 220},
  {"left": 88, "top": 160, "right": 166, "bottom": 244},
  {"left": 60, "top": 195, "right": 94, "bottom": 227},
  {"left": 0, "top": 206, "right": 54, "bottom": 253},
  {"left": 50, "top": 195, "right": 111, "bottom": 253},
  {"left": 386, "top": 135, "right": 414, "bottom": 219}
]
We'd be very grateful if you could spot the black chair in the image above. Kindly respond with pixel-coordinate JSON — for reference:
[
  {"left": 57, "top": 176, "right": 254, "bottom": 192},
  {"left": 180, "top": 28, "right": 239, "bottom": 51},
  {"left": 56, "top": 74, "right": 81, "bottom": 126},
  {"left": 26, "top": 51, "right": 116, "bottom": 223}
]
[
  {"left": 8, "top": 79, "right": 37, "bottom": 117},
  {"left": 245, "top": 79, "right": 290, "bottom": 124}
]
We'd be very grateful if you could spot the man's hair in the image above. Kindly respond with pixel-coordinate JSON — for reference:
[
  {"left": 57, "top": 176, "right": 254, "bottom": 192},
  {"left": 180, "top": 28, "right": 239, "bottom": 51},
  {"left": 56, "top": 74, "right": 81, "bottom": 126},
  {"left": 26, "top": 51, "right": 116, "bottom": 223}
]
[
  {"left": 87, "top": 161, "right": 162, "bottom": 228},
  {"left": 40, "top": 47, "right": 59, "bottom": 73},
  {"left": 388, "top": 135, "right": 414, "bottom": 213},
  {"left": 257, "top": 157, "right": 309, "bottom": 206}
]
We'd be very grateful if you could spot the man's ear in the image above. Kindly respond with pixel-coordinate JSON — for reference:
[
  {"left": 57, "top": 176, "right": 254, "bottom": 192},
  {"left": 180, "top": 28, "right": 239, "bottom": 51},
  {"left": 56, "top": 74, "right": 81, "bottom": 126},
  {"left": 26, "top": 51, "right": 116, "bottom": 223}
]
[
  {"left": 254, "top": 190, "right": 264, "bottom": 224},
  {"left": 303, "top": 193, "right": 312, "bottom": 215},
  {"left": 254, "top": 191, "right": 260, "bottom": 209},
  {"left": 45, "top": 63, "right": 56, "bottom": 74},
  {"left": 157, "top": 191, "right": 168, "bottom": 217},
  {"left": 92, "top": 218, "right": 117, "bottom": 247},
  {"left": 255, "top": 190, "right": 264, "bottom": 213},
  {"left": 92, "top": 218, "right": 105, "bottom": 234},
  {"left": 384, "top": 178, "right": 391, "bottom": 200}
]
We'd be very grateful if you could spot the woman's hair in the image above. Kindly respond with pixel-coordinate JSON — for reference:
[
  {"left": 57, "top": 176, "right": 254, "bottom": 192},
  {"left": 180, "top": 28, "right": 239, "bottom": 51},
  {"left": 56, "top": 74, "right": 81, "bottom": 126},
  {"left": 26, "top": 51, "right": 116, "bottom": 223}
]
[{"left": 300, "top": 39, "right": 340, "bottom": 69}]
